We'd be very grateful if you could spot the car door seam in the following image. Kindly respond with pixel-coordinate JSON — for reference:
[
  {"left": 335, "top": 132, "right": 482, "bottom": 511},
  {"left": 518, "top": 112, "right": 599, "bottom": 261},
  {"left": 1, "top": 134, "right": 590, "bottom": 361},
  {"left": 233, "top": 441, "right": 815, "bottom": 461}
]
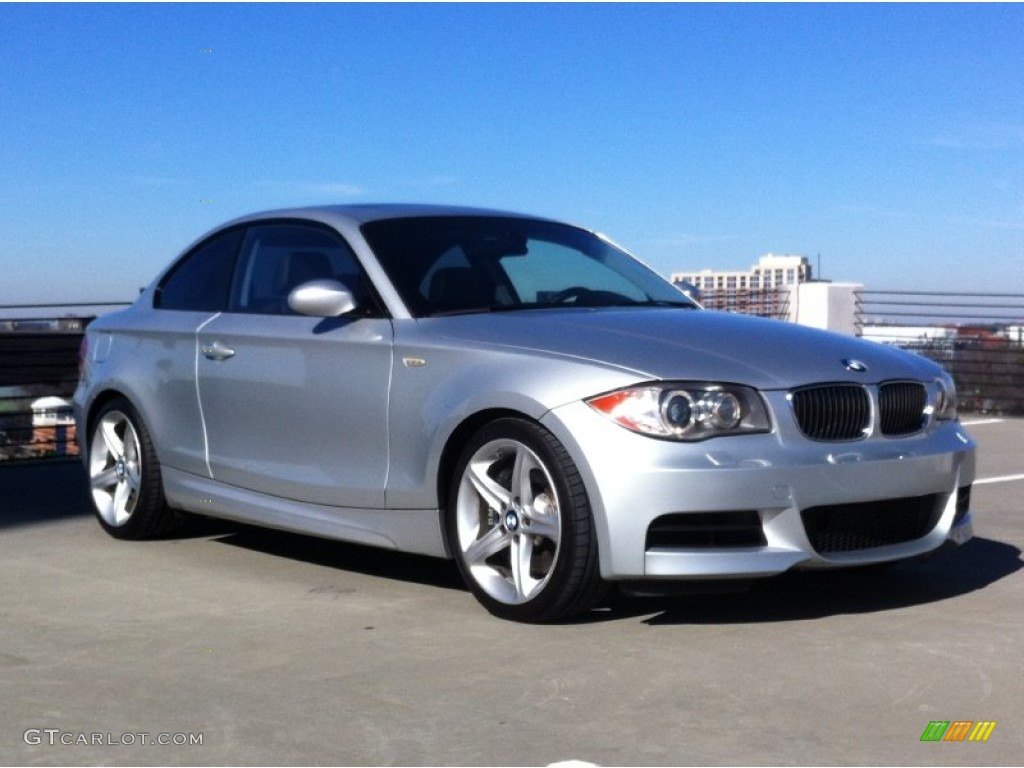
[
  {"left": 195, "top": 312, "right": 222, "bottom": 479},
  {"left": 382, "top": 320, "right": 396, "bottom": 504}
]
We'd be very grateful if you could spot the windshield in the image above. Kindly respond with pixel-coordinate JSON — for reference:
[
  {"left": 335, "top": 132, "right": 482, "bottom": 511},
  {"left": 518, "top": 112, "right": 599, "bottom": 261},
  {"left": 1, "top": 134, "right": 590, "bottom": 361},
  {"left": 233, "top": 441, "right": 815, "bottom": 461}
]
[{"left": 361, "top": 216, "right": 697, "bottom": 317}]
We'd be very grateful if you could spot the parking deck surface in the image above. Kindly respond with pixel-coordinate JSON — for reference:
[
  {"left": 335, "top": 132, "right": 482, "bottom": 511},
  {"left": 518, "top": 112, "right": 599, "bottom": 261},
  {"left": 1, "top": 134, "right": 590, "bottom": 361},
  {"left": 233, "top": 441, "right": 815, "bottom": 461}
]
[{"left": 1, "top": 418, "right": 1021, "bottom": 766}]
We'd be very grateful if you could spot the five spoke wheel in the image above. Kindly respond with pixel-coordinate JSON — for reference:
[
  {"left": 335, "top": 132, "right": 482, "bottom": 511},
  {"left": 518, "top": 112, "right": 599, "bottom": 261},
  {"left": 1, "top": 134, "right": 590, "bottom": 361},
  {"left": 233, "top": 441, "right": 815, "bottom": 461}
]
[
  {"left": 87, "top": 398, "right": 182, "bottom": 539},
  {"left": 455, "top": 437, "right": 563, "bottom": 605},
  {"left": 448, "top": 418, "right": 604, "bottom": 621},
  {"left": 89, "top": 410, "right": 143, "bottom": 528}
]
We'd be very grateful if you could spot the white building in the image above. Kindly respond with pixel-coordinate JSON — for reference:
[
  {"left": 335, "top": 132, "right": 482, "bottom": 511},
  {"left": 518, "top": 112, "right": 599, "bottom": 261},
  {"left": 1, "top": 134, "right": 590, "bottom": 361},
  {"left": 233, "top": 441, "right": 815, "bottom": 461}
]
[
  {"left": 31, "top": 396, "right": 77, "bottom": 457},
  {"left": 669, "top": 255, "right": 817, "bottom": 323},
  {"left": 1003, "top": 325, "right": 1024, "bottom": 347},
  {"left": 671, "top": 254, "right": 813, "bottom": 293},
  {"left": 31, "top": 396, "right": 75, "bottom": 426}
]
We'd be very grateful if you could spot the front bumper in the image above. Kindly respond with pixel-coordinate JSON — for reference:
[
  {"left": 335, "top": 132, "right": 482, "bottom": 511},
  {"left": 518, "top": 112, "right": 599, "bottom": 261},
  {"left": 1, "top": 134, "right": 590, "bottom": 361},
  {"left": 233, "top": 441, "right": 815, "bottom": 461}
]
[{"left": 543, "top": 399, "right": 976, "bottom": 580}]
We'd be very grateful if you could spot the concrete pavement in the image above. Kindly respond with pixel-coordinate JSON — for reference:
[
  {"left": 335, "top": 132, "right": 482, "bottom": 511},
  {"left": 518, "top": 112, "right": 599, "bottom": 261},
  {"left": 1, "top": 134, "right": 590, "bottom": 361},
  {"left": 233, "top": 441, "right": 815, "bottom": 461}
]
[{"left": 1, "top": 419, "right": 1021, "bottom": 765}]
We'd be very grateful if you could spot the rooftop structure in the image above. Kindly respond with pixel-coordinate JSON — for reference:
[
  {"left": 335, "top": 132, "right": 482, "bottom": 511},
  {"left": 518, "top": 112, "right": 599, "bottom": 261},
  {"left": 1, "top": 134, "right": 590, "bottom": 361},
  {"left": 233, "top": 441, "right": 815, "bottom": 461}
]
[
  {"left": 671, "top": 254, "right": 813, "bottom": 292},
  {"left": 670, "top": 254, "right": 814, "bottom": 318}
]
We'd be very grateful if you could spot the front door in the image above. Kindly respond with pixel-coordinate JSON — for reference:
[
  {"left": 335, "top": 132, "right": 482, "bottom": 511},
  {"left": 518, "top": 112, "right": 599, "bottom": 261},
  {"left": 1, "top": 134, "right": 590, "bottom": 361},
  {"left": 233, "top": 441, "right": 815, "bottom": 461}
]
[{"left": 195, "top": 222, "right": 392, "bottom": 508}]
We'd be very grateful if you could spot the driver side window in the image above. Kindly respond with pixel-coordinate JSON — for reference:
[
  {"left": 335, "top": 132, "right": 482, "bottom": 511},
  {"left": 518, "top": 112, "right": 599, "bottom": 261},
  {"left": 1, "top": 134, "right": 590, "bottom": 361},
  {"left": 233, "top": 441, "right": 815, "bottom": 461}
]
[{"left": 229, "top": 223, "right": 367, "bottom": 315}]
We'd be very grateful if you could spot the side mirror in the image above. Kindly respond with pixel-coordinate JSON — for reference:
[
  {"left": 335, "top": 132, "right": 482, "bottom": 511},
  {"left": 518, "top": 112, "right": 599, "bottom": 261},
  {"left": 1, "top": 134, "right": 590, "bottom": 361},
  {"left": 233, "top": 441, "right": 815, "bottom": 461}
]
[{"left": 287, "top": 279, "right": 357, "bottom": 317}]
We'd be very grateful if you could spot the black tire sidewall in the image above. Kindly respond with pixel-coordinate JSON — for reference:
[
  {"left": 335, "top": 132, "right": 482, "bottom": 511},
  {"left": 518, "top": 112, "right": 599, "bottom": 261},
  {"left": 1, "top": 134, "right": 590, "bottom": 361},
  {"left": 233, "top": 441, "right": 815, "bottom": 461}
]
[
  {"left": 89, "top": 397, "right": 175, "bottom": 540},
  {"left": 446, "top": 417, "right": 599, "bottom": 622}
]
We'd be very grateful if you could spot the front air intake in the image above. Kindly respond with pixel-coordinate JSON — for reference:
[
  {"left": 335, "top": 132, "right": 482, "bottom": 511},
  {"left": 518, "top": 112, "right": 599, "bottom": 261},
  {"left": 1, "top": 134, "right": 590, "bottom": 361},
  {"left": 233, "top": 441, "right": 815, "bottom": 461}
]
[{"left": 801, "top": 494, "right": 943, "bottom": 553}]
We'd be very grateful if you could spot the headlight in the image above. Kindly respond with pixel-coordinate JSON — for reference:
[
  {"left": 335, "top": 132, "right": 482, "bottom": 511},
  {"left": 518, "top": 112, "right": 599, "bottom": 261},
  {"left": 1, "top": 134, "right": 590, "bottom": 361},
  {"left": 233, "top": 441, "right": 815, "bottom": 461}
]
[
  {"left": 586, "top": 383, "right": 771, "bottom": 441},
  {"left": 934, "top": 375, "right": 958, "bottom": 421}
]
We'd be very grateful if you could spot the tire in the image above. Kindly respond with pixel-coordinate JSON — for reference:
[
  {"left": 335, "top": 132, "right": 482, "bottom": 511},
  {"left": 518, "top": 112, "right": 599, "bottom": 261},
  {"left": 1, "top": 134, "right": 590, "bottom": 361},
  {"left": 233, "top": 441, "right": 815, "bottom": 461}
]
[
  {"left": 87, "top": 397, "right": 184, "bottom": 539},
  {"left": 447, "top": 417, "right": 605, "bottom": 622}
]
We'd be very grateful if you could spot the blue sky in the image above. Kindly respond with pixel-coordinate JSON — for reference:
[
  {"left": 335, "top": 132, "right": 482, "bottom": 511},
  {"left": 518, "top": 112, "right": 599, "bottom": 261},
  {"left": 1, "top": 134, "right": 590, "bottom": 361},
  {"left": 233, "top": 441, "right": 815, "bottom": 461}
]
[{"left": 1, "top": 2, "right": 1022, "bottom": 304}]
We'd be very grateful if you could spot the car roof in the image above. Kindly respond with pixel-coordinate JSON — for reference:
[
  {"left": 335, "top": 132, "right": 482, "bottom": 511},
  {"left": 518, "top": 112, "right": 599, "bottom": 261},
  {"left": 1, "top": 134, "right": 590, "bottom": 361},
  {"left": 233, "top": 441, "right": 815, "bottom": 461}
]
[{"left": 220, "top": 203, "right": 555, "bottom": 230}]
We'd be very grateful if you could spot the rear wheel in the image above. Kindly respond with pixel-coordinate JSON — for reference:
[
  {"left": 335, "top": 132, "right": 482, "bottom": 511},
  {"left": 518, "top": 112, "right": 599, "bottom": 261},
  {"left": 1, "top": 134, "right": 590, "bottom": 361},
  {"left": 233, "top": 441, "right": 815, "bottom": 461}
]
[
  {"left": 88, "top": 398, "right": 184, "bottom": 539},
  {"left": 447, "top": 418, "right": 604, "bottom": 622}
]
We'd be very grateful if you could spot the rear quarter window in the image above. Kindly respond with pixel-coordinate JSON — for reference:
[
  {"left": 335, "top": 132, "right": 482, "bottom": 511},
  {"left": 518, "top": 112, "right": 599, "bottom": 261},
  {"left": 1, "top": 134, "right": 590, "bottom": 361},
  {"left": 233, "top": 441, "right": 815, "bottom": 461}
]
[{"left": 155, "top": 228, "right": 242, "bottom": 312}]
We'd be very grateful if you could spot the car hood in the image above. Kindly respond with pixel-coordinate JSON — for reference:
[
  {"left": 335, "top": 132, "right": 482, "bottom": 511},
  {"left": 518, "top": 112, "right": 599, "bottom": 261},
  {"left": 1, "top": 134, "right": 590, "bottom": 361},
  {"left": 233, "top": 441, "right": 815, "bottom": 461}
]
[{"left": 425, "top": 308, "right": 942, "bottom": 390}]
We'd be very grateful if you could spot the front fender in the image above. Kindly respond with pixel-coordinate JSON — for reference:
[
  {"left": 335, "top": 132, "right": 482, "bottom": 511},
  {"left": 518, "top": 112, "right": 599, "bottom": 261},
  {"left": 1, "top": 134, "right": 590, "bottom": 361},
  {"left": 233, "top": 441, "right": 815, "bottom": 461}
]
[{"left": 383, "top": 333, "right": 640, "bottom": 510}]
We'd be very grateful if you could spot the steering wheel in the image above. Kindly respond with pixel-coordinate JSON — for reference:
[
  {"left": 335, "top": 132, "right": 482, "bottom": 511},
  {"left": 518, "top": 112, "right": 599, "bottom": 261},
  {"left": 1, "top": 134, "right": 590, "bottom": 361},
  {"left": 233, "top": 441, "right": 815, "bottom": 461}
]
[{"left": 549, "top": 286, "right": 592, "bottom": 304}]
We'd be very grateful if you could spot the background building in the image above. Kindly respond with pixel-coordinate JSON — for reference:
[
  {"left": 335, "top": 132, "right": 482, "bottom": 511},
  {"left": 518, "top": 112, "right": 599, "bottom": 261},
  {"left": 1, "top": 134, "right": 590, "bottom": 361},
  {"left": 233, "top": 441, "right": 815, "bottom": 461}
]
[
  {"left": 671, "top": 254, "right": 813, "bottom": 318},
  {"left": 31, "top": 396, "right": 77, "bottom": 457}
]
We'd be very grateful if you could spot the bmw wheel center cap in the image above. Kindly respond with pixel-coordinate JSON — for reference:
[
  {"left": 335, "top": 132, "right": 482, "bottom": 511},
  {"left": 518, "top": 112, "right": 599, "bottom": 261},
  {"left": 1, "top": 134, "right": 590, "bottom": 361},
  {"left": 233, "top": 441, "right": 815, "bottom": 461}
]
[{"left": 504, "top": 508, "right": 520, "bottom": 532}]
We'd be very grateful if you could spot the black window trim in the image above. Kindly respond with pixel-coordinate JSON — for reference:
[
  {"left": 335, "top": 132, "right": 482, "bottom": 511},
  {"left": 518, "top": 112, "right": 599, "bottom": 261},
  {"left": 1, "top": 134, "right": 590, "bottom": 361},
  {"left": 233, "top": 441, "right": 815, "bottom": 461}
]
[
  {"left": 154, "top": 218, "right": 390, "bottom": 318},
  {"left": 153, "top": 224, "right": 247, "bottom": 312}
]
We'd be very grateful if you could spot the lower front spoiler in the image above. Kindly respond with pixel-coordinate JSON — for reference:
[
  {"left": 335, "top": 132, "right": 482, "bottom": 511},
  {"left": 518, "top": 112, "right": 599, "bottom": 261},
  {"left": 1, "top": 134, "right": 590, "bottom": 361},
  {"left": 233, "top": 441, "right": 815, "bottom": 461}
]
[{"left": 640, "top": 512, "right": 974, "bottom": 580}]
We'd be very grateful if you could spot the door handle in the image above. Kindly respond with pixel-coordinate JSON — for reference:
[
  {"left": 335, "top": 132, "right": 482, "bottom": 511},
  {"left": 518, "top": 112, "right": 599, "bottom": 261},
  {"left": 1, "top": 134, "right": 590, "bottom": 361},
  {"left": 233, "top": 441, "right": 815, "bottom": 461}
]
[{"left": 201, "top": 341, "right": 236, "bottom": 361}]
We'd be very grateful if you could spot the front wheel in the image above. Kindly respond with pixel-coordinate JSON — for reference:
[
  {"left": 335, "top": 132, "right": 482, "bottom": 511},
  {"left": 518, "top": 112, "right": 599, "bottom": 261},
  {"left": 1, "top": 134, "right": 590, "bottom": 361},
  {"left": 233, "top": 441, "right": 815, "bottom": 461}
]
[
  {"left": 447, "top": 418, "right": 604, "bottom": 622},
  {"left": 88, "top": 397, "right": 184, "bottom": 539}
]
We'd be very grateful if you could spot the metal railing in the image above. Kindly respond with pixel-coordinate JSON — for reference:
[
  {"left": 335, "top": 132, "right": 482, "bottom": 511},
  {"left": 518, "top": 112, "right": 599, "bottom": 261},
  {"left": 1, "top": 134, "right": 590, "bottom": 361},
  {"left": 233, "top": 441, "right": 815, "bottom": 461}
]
[
  {"left": 856, "top": 290, "right": 1024, "bottom": 415},
  {"left": 1, "top": 302, "right": 131, "bottom": 462}
]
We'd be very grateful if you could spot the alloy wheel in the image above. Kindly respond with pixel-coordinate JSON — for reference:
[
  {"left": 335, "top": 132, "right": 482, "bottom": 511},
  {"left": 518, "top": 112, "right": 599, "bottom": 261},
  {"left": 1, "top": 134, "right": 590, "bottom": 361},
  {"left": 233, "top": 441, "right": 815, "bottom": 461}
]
[
  {"left": 89, "top": 410, "right": 143, "bottom": 528},
  {"left": 454, "top": 437, "right": 563, "bottom": 605}
]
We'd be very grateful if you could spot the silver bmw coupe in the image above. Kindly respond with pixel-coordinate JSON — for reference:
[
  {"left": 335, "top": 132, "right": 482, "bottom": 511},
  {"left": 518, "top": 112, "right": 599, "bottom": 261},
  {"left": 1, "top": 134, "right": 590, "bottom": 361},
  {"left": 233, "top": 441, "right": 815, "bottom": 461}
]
[{"left": 74, "top": 205, "right": 976, "bottom": 621}]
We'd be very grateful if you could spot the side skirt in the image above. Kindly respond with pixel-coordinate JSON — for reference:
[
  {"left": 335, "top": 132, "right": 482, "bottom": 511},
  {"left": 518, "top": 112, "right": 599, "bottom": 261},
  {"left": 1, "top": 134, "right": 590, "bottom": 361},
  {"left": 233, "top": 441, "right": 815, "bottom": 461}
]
[{"left": 162, "top": 466, "right": 449, "bottom": 559}]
